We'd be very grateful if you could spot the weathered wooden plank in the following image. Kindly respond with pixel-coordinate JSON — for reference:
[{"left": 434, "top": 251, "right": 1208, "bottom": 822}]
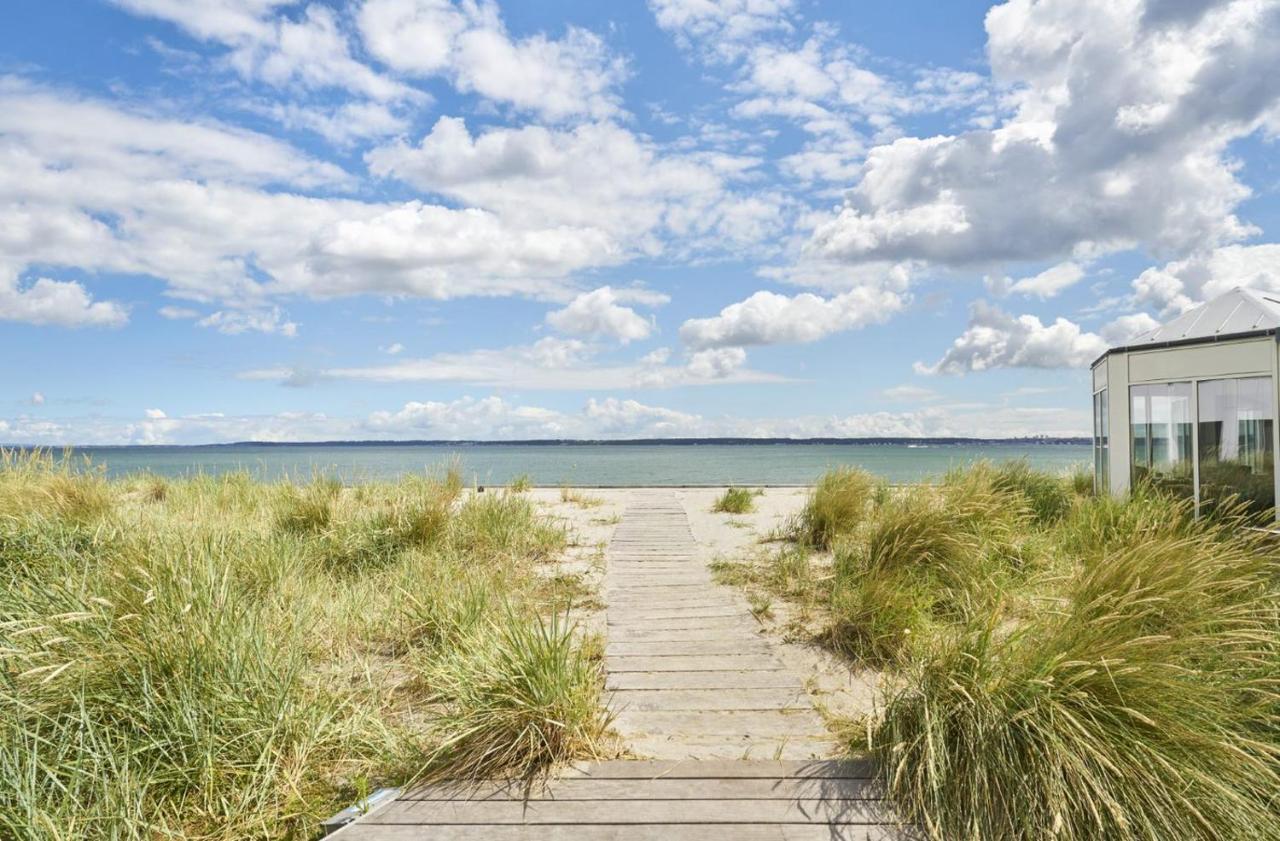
[
  {"left": 365, "top": 797, "right": 892, "bottom": 825},
  {"left": 336, "top": 824, "right": 908, "bottom": 841},
  {"left": 558, "top": 759, "right": 876, "bottom": 780},
  {"left": 607, "top": 607, "right": 750, "bottom": 622},
  {"left": 607, "top": 670, "right": 803, "bottom": 691},
  {"left": 609, "top": 687, "right": 810, "bottom": 711},
  {"left": 604, "top": 616, "right": 752, "bottom": 629},
  {"left": 614, "top": 709, "right": 828, "bottom": 737},
  {"left": 625, "top": 736, "right": 836, "bottom": 761},
  {"left": 607, "top": 639, "right": 774, "bottom": 657},
  {"left": 401, "top": 776, "right": 881, "bottom": 802},
  {"left": 607, "top": 625, "right": 764, "bottom": 643},
  {"left": 608, "top": 593, "right": 737, "bottom": 607},
  {"left": 608, "top": 654, "right": 781, "bottom": 672}
]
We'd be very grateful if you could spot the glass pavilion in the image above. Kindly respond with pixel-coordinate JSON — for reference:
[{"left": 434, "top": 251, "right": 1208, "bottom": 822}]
[{"left": 1091, "top": 287, "right": 1279, "bottom": 517}]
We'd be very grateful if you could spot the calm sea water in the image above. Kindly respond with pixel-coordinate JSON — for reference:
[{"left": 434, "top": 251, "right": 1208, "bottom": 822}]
[{"left": 52, "top": 443, "right": 1092, "bottom": 486}]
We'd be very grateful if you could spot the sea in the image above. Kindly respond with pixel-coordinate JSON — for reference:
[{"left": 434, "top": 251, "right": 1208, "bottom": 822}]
[{"left": 45, "top": 441, "right": 1092, "bottom": 486}]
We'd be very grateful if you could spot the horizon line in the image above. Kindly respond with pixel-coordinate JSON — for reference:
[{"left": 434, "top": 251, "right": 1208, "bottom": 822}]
[{"left": 5, "top": 436, "right": 1092, "bottom": 449}]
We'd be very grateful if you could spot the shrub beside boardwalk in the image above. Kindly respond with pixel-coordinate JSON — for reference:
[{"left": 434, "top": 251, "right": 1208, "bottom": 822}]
[
  {"left": 0, "top": 451, "right": 610, "bottom": 839},
  {"left": 718, "top": 461, "right": 1280, "bottom": 841}
]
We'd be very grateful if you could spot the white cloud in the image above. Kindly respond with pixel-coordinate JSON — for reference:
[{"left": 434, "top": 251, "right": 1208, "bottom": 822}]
[
  {"left": 1100, "top": 312, "right": 1160, "bottom": 345},
  {"left": 241, "top": 339, "right": 781, "bottom": 390},
  {"left": 583, "top": 397, "right": 700, "bottom": 436},
  {"left": 917, "top": 301, "right": 1108, "bottom": 374},
  {"left": 358, "top": 0, "right": 625, "bottom": 120},
  {"left": 808, "top": 0, "right": 1280, "bottom": 267},
  {"left": 0, "top": 82, "right": 627, "bottom": 309},
  {"left": 0, "top": 397, "right": 1092, "bottom": 445},
  {"left": 380, "top": 342, "right": 404, "bottom": 355},
  {"left": 1131, "top": 243, "right": 1280, "bottom": 316},
  {"left": 546, "top": 286, "right": 666, "bottom": 343},
  {"left": 367, "top": 117, "right": 781, "bottom": 256},
  {"left": 158, "top": 305, "right": 200, "bottom": 320},
  {"left": 991, "top": 261, "right": 1086, "bottom": 299},
  {"left": 679, "top": 285, "right": 903, "bottom": 348},
  {"left": 114, "top": 0, "right": 416, "bottom": 102},
  {"left": 197, "top": 307, "right": 298, "bottom": 337},
  {"left": 648, "top": 0, "right": 795, "bottom": 60},
  {"left": 0, "top": 269, "right": 128, "bottom": 328},
  {"left": 367, "top": 396, "right": 573, "bottom": 439},
  {"left": 685, "top": 346, "right": 748, "bottom": 379},
  {"left": 144, "top": 408, "right": 168, "bottom": 419},
  {"left": 30, "top": 392, "right": 44, "bottom": 406}
]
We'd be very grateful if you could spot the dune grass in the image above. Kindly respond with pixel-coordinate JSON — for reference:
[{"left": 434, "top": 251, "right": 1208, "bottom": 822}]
[
  {"left": 712, "top": 486, "right": 758, "bottom": 514},
  {"left": 0, "top": 450, "right": 609, "bottom": 840},
  {"left": 732, "top": 459, "right": 1280, "bottom": 840},
  {"left": 788, "top": 466, "right": 879, "bottom": 548}
]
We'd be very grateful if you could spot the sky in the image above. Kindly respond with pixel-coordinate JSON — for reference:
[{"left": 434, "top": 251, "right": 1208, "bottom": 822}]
[{"left": 2, "top": 0, "right": 1279, "bottom": 444}]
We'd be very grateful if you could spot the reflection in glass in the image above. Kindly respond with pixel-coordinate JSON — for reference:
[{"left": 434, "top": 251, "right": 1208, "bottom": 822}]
[
  {"left": 1130, "top": 382, "right": 1193, "bottom": 499},
  {"left": 1093, "top": 389, "right": 1109, "bottom": 494},
  {"left": 1197, "top": 377, "right": 1275, "bottom": 515}
]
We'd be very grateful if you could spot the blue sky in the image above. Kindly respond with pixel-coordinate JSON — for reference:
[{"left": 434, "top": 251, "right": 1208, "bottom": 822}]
[{"left": 2, "top": 0, "right": 1279, "bottom": 443}]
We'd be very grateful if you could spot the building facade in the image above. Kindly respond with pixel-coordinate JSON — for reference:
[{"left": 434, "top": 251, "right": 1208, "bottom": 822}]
[{"left": 1091, "top": 288, "right": 1279, "bottom": 517}]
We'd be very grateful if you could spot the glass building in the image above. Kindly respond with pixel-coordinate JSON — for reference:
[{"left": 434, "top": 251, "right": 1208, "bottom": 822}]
[{"left": 1092, "top": 287, "right": 1279, "bottom": 517}]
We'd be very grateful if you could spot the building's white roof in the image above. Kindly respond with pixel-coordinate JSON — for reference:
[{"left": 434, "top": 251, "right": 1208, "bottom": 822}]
[{"left": 1128, "top": 287, "right": 1280, "bottom": 345}]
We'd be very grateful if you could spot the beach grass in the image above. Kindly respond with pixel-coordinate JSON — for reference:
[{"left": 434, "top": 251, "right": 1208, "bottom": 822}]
[
  {"left": 712, "top": 486, "right": 758, "bottom": 514},
  {"left": 0, "top": 450, "right": 609, "bottom": 840},
  {"left": 732, "top": 460, "right": 1280, "bottom": 840}
]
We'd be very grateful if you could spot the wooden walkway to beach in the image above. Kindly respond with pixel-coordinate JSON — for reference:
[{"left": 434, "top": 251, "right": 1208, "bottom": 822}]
[
  {"left": 333, "top": 492, "right": 904, "bottom": 839},
  {"left": 605, "top": 491, "right": 832, "bottom": 759}
]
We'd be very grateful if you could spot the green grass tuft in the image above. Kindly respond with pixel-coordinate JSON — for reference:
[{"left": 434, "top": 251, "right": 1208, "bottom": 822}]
[
  {"left": 712, "top": 487, "right": 757, "bottom": 514},
  {"left": 418, "top": 611, "right": 612, "bottom": 781},
  {"left": 790, "top": 467, "right": 877, "bottom": 548}
]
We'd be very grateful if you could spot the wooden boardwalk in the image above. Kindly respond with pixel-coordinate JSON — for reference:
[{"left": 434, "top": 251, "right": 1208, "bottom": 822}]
[
  {"left": 605, "top": 492, "right": 832, "bottom": 759},
  {"left": 333, "top": 492, "right": 904, "bottom": 839}
]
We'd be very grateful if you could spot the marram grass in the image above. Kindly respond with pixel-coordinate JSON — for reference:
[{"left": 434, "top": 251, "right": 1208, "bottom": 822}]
[
  {"left": 0, "top": 450, "right": 607, "bottom": 840},
  {"left": 712, "top": 486, "right": 757, "bottom": 514},
  {"left": 772, "top": 459, "right": 1280, "bottom": 840}
]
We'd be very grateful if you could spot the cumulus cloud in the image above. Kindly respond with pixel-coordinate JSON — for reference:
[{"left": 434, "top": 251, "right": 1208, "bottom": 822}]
[
  {"left": 366, "top": 116, "right": 781, "bottom": 254},
  {"left": 685, "top": 346, "right": 748, "bottom": 379},
  {"left": 808, "top": 0, "right": 1280, "bottom": 267},
  {"left": 114, "top": 0, "right": 415, "bottom": 102},
  {"left": 1131, "top": 243, "right": 1280, "bottom": 315},
  {"left": 583, "top": 397, "right": 700, "bottom": 436},
  {"left": 367, "top": 396, "right": 573, "bottom": 439},
  {"left": 0, "top": 269, "right": 129, "bottom": 328},
  {"left": 1099, "top": 312, "right": 1160, "bottom": 345},
  {"left": 546, "top": 286, "right": 667, "bottom": 343},
  {"left": 358, "top": 0, "right": 625, "bottom": 120},
  {"left": 989, "top": 261, "right": 1086, "bottom": 299},
  {"left": 30, "top": 392, "right": 44, "bottom": 406},
  {"left": 0, "top": 396, "right": 1092, "bottom": 445},
  {"left": 679, "top": 285, "right": 903, "bottom": 348},
  {"left": 0, "top": 82, "right": 625, "bottom": 309},
  {"left": 917, "top": 301, "right": 1108, "bottom": 374}
]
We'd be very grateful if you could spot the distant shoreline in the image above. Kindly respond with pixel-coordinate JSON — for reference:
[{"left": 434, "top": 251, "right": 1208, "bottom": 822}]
[{"left": 18, "top": 437, "right": 1092, "bottom": 449}]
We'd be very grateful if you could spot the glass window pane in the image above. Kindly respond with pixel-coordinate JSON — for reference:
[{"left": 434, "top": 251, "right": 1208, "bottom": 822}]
[
  {"left": 1198, "top": 377, "right": 1275, "bottom": 515},
  {"left": 1093, "top": 389, "right": 1109, "bottom": 494},
  {"left": 1130, "top": 382, "right": 1193, "bottom": 499}
]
